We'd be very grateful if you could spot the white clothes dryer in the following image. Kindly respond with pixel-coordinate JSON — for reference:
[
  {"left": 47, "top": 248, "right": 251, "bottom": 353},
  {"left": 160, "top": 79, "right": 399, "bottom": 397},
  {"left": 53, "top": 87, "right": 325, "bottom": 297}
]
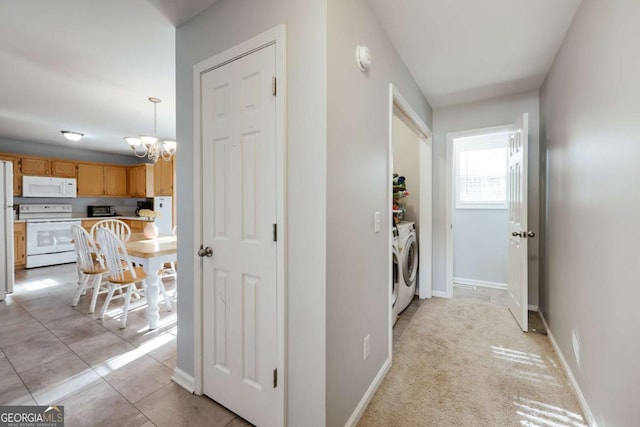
[
  {"left": 396, "top": 221, "right": 418, "bottom": 314},
  {"left": 392, "top": 227, "right": 400, "bottom": 325}
]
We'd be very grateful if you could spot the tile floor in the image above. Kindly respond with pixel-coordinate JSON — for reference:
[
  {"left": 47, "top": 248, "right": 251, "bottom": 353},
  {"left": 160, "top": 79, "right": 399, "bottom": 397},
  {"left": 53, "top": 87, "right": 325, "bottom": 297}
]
[{"left": 0, "top": 263, "right": 252, "bottom": 427}]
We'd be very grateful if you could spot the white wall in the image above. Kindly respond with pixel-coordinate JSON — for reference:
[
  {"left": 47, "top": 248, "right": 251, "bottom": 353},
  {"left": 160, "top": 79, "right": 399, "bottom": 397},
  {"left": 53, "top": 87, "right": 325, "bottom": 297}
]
[
  {"left": 176, "top": 0, "right": 328, "bottom": 424},
  {"left": 432, "top": 91, "right": 540, "bottom": 305},
  {"left": 540, "top": 0, "right": 640, "bottom": 424},
  {"left": 392, "top": 113, "right": 421, "bottom": 224},
  {"left": 453, "top": 209, "right": 508, "bottom": 284},
  {"left": 326, "top": 1, "right": 432, "bottom": 425}
]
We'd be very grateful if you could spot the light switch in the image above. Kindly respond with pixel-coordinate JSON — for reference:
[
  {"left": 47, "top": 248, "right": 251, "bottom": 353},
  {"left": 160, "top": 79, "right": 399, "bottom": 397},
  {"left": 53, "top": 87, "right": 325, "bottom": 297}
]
[{"left": 374, "top": 211, "right": 381, "bottom": 233}]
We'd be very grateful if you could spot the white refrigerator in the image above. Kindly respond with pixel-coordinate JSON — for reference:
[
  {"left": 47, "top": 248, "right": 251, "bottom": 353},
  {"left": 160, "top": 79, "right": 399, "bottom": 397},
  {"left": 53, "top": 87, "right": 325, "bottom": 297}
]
[
  {"left": 1, "top": 161, "right": 15, "bottom": 300},
  {"left": 153, "top": 196, "right": 173, "bottom": 235}
]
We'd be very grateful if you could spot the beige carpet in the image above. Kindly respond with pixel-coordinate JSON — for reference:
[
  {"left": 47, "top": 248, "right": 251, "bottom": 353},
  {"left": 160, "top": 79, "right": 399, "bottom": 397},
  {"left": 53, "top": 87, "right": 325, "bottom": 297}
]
[{"left": 358, "top": 298, "right": 587, "bottom": 427}]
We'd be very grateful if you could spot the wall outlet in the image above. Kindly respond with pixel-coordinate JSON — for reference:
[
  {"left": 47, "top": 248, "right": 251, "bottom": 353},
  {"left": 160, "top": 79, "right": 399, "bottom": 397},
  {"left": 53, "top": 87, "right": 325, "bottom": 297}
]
[
  {"left": 374, "top": 211, "right": 381, "bottom": 233},
  {"left": 363, "top": 334, "right": 371, "bottom": 360}
]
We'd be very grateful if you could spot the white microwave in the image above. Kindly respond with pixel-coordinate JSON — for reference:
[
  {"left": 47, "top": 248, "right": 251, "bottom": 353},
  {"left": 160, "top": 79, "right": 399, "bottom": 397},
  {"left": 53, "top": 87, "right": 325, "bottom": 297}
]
[{"left": 22, "top": 176, "right": 77, "bottom": 198}]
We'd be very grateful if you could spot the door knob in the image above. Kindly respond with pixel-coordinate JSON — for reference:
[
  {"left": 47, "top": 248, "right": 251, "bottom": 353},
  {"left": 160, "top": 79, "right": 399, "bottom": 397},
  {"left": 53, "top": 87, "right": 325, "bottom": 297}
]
[
  {"left": 197, "top": 245, "right": 213, "bottom": 258},
  {"left": 527, "top": 231, "right": 536, "bottom": 238},
  {"left": 511, "top": 231, "right": 523, "bottom": 238}
]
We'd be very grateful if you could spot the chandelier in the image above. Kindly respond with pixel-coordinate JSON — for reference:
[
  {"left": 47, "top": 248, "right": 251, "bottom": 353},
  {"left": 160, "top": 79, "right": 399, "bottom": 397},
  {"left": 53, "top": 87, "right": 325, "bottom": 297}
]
[{"left": 124, "top": 97, "right": 176, "bottom": 162}]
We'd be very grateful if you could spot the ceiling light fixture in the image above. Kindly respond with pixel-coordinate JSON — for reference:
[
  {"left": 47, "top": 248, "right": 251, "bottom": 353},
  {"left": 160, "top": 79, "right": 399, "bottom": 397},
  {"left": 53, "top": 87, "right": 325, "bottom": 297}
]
[
  {"left": 61, "top": 130, "right": 84, "bottom": 142},
  {"left": 124, "top": 97, "right": 176, "bottom": 162}
]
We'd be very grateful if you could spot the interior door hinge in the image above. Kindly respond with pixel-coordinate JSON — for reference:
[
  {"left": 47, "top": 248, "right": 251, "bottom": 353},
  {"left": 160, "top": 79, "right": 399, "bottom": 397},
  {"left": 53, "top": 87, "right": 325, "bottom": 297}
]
[
  {"left": 273, "top": 224, "right": 277, "bottom": 242},
  {"left": 273, "top": 368, "right": 278, "bottom": 388},
  {"left": 272, "top": 76, "right": 277, "bottom": 96}
]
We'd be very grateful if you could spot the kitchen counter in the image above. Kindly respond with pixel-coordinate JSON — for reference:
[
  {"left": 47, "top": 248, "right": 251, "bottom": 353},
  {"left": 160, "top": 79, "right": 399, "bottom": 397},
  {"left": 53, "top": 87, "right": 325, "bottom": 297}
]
[{"left": 16, "top": 216, "right": 148, "bottom": 222}]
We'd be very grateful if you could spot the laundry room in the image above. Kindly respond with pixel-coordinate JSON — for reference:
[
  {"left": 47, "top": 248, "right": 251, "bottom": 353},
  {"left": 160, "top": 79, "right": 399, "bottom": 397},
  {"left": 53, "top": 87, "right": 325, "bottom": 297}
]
[{"left": 391, "top": 103, "right": 432, "bottom": 328}]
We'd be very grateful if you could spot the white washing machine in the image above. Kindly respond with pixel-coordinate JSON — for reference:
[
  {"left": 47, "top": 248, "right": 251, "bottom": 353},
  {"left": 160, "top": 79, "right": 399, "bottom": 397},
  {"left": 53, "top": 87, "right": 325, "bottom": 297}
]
[
  {"left": 397, "top": 221, "right": 418, "bottom": 314},
  {"left": 392, "top": 227, "right": 400, "bottom": 325}
]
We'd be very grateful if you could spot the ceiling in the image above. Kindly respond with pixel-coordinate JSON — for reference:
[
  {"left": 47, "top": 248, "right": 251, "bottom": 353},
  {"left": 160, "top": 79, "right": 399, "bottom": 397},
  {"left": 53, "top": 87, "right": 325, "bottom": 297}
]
[
  {"left": 0, "top": 0, "right": 217, "bottom": 156},
  {"left": 1, "top": 1, "right": 582, "bottom": 155},
  {"left": 369, "top": 0, "right": 583, "bottom": 108}
]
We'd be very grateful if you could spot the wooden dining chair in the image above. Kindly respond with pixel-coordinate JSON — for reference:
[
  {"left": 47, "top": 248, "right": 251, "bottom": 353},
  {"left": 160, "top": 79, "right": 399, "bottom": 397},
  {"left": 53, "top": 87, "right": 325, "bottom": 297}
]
[
  {"left": 96, "top": 227, "right": 146, "bottom": 328},
  {"left": 91, "top": 219, "right": 131, "bottom": 243},
  {"left": 71, "top": 225, "right": 108, "bottom": 313}
]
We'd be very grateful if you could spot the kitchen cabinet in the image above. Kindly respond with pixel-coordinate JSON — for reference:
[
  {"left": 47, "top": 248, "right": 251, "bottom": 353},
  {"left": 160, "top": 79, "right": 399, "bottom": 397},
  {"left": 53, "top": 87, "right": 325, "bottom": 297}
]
[
  {"left": 104, "top": 166, "right": 128, "bottom": 196},
  {"left": 0, "top": 154, "right": 21, "bottom": 196},
  {"left": 153, "top": 157, "right": 174, "bottom": 196},
  {"left": 77, "top": 164, "right": 104, "bottom": 196},
  {"left": 123, "top": 218, "right": 146, "bottom": 233},
  {"left": 81, "top": 219, "right": 101, "bottom": 234},
  {"left": 14, "top": 222, "right": 26, "bottom": 269},
  {"left": 21, "top": 157, "right": 50, "bottom": 176},
  {"left": 51, "top": 160, "right": 77, "bottom": 178},
  {"left": 77, "top": 164, "right": 127, "bottom": 197},
  {"left": 128, "top": 164, "right": 154, "bottom": 197}
]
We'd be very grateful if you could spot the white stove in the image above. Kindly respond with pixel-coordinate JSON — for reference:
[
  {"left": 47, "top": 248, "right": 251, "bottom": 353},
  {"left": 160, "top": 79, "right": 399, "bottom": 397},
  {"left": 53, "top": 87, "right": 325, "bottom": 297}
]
[{"left": 19, "top": 204, "right": 81, "bottom": 268}]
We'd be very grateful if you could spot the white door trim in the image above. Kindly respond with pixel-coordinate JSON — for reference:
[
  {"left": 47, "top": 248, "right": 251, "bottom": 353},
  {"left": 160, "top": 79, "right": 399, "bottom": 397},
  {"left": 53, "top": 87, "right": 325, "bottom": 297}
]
[
  {"left": 445, "top": 124, "right": 512, "bottom": 299},
  {"left": 192, "top": 25, "right": 287, "bottom": 427},
  {"left": 388, "top": 84, "right": 432, "bottom": 356}
]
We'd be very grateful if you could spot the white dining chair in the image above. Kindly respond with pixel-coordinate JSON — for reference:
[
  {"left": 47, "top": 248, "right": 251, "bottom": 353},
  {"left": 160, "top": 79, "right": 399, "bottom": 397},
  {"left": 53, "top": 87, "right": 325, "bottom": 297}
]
[
  {"left": 71, "top": 225, "right": 108, "bottom": 313},
  {"left": 96, "top": 227, "right": 147, "bottom": 328},
  {"left": 91, "top": 219, "right": 131, "bottom": 243},
  {"left": 96, "top": 228, "right": 172, "bottom": 327}
]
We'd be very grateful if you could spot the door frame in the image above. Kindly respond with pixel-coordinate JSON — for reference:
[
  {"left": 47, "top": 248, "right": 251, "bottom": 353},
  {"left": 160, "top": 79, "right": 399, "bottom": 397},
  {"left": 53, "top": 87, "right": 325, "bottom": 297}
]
[
  {"left": 388, "top": 84, "right": 432, "bottom": 354},
  {"left": 191, "top": 25, "right": 287, "bottom": 426},
  {"left": 444, "top": 124, "right": 511, "bottom": 298}
]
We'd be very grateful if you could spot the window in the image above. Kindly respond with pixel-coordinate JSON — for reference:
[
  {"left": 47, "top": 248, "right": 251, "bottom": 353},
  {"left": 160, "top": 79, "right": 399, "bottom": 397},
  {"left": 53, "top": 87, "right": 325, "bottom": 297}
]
[{"left": 455, "top": 133, "right": 508, "bottom": 209}]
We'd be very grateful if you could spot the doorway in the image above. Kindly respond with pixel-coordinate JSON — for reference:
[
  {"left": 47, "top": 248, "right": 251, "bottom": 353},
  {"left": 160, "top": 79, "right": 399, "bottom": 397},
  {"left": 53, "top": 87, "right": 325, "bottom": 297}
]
[
  {"left": 452, "top": 130, "right": 510, "bottom": 293},
  {"left": 445, "top": 114, "right": 530, "bottom": 331},
  {"left": 388, "top": 85, "right": 432, "bottom": 347},
  {"left": 192, "top": 26, "right": 286, "bottom": 427}
]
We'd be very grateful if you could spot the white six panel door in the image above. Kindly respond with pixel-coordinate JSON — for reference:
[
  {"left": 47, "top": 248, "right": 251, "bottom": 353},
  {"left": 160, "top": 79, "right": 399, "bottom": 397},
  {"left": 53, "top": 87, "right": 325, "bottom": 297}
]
[
  {"left": 201, "top": 44, "right": 278, "bottom": 426},
  {"left": 507, "top": 113, "right": 529, "bottom": 332}
]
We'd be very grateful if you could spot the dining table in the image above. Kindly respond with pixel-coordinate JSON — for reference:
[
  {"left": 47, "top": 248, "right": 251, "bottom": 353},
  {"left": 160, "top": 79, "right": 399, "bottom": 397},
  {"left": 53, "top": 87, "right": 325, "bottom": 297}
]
[{"left": 125, "top": 232, "right": 177, "bottom": 330}]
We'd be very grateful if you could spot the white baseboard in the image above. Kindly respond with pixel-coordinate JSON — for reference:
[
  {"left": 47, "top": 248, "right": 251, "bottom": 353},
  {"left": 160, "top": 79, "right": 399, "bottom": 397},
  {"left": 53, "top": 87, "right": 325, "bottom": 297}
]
[
  {"left": 539, "top": 311, "right": 597, "bottom": 427},
  {"left": 432, "top": 290, "right": 451, "bottom": 298},
  {"left": 528, "top": 305, "right": 538, "bottom": 312},
  {"left": 344, "top": 357, "right": 391, "bottom": 427},
  {"left": 172, "top": 367, "right": 195, "bottom": 394},
  {"left": 453, "top": 277, "right": 507, "bottom": 290}
]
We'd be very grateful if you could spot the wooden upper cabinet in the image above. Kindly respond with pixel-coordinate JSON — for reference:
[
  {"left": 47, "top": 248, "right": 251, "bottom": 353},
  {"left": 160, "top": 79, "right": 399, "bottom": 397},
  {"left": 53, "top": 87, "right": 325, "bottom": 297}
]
[
  {"left": 77, "top": 163, "right": 104, "bottom": 196},
  {"left": 77, "top": 164, "right": 126, "bottom": 197},
  {"left": 154, "top": 157, "right": 174, "bottom": 196},
  {"left": 51, "top": 160, "right": 77, "bottom": 178},
  {"left": 0, "top": 154, "right": 21, "bottom": 195},
  {"left": 128, "top": 164, "right": 154, "bottom": 197},
  {"left": 104, "top": 166, "right": 128, "bottom": 197},
  {"left": 21, "top": 157, "right": 50, "bottom": 176}
]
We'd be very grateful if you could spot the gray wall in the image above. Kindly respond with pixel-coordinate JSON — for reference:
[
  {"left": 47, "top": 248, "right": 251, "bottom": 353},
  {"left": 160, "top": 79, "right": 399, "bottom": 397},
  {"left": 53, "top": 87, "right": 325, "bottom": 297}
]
[
  {"left": 326, "top": 0, "right": 432, "bottom": 425},
  {"left": 540, "top": 0, "right": 640, "bottom": 424},
  {"left": 453, "top": 209, "right": 508, "bottom": 284},
  {"left": 392, "top": 113, "right": 421, "bottom": 225},
  {"left": 176, "top": 0, "right": 328, "bottom": 424},
  {"left": 0, "top": 137, "right": 142, "bottom": 165},
  {"left": 432, "top": 91, "right": 540, "bottom": 306}
]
